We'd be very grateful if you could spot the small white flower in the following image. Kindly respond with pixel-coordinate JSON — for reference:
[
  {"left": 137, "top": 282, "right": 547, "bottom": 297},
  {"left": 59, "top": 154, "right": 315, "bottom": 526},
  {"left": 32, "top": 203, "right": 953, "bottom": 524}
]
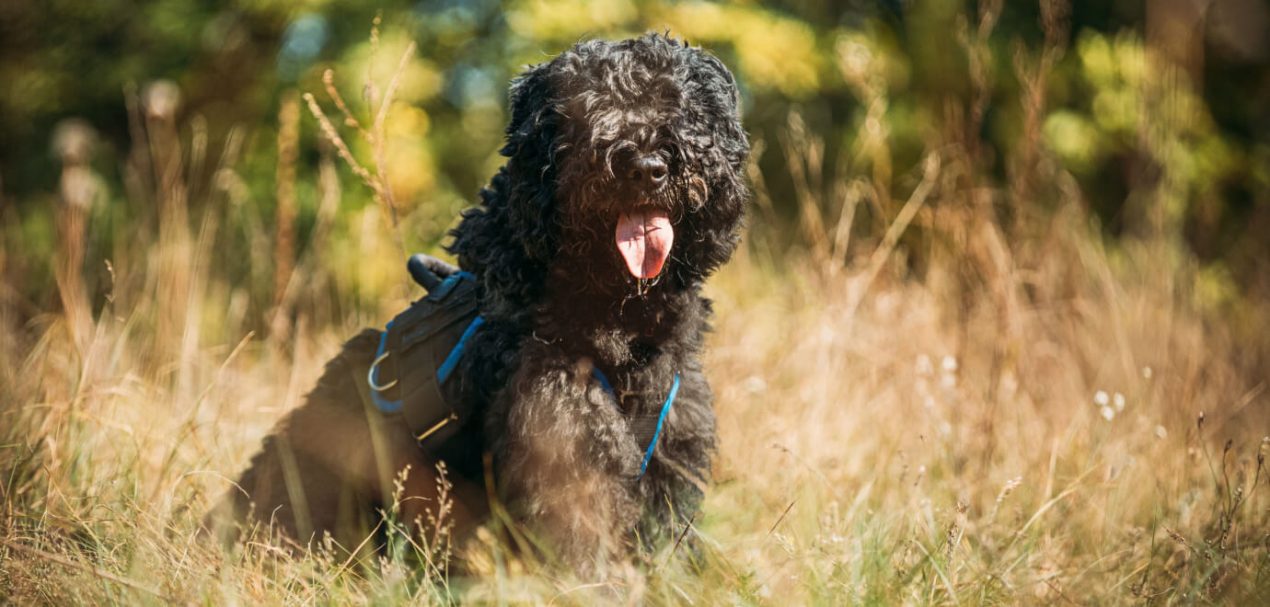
[
  {"left": 1100, "top": 405, "right": 1115, "bottom": 421},
  {"left": 1142, "top": 366, "right": 1154, "bottom": 379},
  {"left": 1094, "top": 390, "right": 1110, "bottom": 406},
  {"left": 1113, "top": 392, "right": 1126, "bottom": 412},
  {"left": 1155, "top": 425, "right": 1168, "bottom": 439},
  {"left": 941, "top": 355, "right": 958, "bottom": 373}
]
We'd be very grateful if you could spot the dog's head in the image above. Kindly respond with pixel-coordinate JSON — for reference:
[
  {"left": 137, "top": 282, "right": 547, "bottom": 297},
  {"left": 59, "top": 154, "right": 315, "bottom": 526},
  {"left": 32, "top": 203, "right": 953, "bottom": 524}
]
[{"left": 456, "top": 34, "right": 748, "bottom": 304}]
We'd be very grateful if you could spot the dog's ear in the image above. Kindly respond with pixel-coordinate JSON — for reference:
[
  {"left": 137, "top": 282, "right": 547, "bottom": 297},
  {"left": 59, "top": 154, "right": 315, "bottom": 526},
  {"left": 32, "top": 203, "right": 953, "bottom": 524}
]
[
  {"left": 675, "top": 49, "right": 751, "bottom": 282},
  {"left": 449, "top": 63, "right": 560, "bottom": 316},
  {"left": 504, "top": 63, "right": 555, "bottom": 151},
  {"left": 499, "top": 63, "right": 560, "bottom": 264}
]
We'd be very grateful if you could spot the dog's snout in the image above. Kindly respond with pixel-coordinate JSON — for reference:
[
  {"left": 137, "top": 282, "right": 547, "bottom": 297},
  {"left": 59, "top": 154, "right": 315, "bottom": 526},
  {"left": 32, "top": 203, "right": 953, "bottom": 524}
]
[{"left": 626, "top": 155, "right": 668, "bottom": 190}]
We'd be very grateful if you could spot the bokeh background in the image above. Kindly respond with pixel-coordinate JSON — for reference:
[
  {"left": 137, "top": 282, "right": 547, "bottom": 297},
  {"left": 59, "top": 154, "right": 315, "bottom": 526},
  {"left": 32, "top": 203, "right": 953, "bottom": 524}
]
[
  {"left": 2, "top": 0, "right": 1269, "bottom": 603},
  {"left": 4, "top": 0, "right": 1268, "bottom": 328}
]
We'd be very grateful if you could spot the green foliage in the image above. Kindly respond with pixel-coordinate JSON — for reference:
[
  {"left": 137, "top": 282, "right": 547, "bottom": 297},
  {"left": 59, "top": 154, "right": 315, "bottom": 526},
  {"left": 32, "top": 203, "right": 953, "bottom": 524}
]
[{"left": 3, "top": 1, "right": 1268, "bottom": 330}]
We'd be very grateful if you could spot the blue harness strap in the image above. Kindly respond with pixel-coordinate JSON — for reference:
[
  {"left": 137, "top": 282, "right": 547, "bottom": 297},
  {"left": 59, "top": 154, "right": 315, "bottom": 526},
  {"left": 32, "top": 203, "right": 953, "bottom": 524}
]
[
  {"left": 592, "top": 367, "right": 680, "bottom": 478},
  {"left": 370, "top": 314, "right": 484, "bottom": 414},
  {"left": 368, "top": 270, "right": 481, "bottom": 414},
  {"left": 372, "top": 266, "right": 680, "bottom": 480},
  {"left": 437, "top": 315, "right": 484, "bottom": 383},
  {"left": 591, "top": 366, "right": 615, "bottom": 396},
  {"left": 369, "top": 320, "right": 403, "bottom": 413},
  {"left": 639, "top": 373, "right": 679, "bottom": 477}
]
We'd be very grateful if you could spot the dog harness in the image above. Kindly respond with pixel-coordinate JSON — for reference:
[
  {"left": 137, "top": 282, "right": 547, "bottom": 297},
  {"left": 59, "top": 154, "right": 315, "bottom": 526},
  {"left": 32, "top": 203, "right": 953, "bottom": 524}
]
[{"left": 367, "top": 254, "right": 679, "bottom": 478}]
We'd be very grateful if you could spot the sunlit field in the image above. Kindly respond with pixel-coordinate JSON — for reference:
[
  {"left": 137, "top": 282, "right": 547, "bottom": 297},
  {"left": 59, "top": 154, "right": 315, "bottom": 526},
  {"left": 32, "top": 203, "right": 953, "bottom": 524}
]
[{"left": 3, "top": 2, "right": 1269, "bottom": 604}]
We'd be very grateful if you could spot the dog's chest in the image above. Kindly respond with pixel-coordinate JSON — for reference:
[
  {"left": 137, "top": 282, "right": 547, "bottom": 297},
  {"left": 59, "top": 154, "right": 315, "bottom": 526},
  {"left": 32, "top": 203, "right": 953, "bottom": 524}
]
[{"left": 599, "top": 362, "right": 678, "bottom": 415}]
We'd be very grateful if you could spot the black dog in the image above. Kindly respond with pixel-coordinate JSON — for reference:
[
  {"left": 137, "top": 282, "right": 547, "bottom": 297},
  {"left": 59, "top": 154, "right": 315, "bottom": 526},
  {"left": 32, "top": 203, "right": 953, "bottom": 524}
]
[{"left": 210, "top": 33, "right": 749, "bottom": 573}]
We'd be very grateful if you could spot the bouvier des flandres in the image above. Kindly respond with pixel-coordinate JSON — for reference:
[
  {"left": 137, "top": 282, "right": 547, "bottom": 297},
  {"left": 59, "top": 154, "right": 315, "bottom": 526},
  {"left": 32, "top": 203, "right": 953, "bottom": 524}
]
[{"left": 209, "top": 33, "right": 750, "bottom": 574}]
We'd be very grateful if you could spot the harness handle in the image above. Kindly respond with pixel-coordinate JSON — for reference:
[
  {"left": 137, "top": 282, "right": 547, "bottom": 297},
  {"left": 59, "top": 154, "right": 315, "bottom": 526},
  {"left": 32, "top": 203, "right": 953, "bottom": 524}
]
[{"left": 408, "top": 254, "right": 460, "bottom": 292}]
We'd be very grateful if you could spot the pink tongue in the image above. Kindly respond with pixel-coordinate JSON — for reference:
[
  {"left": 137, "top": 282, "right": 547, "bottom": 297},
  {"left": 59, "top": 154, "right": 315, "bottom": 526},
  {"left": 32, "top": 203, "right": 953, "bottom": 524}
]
[{"left": 615, "top": 209, "right": 674, "bottom": 279}]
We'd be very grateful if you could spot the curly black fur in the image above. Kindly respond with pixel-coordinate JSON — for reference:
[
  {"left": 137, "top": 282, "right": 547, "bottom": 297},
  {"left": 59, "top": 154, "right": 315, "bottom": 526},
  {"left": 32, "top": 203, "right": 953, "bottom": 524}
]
[
  {"left": 450, "top": 33, "right": 748, "bottom": 567},
  {"left": 210, "top": 33, "right": 749, "bottom": 574}
]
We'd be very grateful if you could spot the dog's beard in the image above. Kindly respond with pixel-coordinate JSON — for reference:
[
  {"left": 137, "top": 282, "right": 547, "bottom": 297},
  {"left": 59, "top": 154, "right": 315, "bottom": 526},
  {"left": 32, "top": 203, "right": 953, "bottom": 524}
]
[{"left": 614, "top": 206, "right": 674, "bottom": 279}]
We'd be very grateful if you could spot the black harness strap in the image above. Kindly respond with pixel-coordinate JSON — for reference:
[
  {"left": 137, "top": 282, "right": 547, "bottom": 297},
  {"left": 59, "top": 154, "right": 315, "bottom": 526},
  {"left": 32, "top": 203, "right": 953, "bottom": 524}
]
[
  {"left": 367, "top": 261, "right": 479, "bottom": 449},
  {"left": 368, "top": 254, "right": 678, "bottom": 477}
]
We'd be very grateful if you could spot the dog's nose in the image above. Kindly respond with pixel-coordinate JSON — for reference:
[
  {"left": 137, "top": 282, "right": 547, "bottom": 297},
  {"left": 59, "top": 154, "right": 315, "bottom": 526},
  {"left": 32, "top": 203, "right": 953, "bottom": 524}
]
[{"left": 626, "top": 155, "right": 668, "bottom": 190}]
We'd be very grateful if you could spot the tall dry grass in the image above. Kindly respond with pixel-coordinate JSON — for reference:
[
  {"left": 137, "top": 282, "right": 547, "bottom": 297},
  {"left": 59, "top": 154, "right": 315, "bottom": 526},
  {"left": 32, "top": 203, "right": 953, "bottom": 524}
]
[{"left": 2, "top": 12, "right": 1268, "bottom": 605}]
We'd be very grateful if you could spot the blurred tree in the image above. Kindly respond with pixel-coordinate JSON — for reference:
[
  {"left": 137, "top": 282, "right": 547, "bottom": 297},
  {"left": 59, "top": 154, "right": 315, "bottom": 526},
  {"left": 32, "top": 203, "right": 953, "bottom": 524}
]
[{"left": 1, "top": 0, "right": 1266, "bottom": 323}]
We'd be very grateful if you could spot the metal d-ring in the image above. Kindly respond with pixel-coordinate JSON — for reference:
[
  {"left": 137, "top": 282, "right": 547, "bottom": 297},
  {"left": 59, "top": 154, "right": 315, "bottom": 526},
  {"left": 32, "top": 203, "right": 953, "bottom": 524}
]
[
  {"left": 367, "top": 351, "right": 398, "bottom": 391},
  {"left": 415, "top": 412, "right": 458, "bottom": 442}
]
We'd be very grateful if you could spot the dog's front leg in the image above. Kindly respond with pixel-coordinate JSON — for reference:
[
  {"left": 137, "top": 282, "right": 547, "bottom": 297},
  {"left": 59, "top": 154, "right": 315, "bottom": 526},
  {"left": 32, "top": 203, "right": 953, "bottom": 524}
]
[{"left": 491, "top": 350, "right": 642, "bottom": 573}]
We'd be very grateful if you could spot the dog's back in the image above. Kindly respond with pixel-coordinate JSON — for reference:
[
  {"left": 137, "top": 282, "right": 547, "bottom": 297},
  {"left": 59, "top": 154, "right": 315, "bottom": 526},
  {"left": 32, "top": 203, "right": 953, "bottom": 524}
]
[{"left": 204, "top": 329, "right": 488, "bottom": 552}]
